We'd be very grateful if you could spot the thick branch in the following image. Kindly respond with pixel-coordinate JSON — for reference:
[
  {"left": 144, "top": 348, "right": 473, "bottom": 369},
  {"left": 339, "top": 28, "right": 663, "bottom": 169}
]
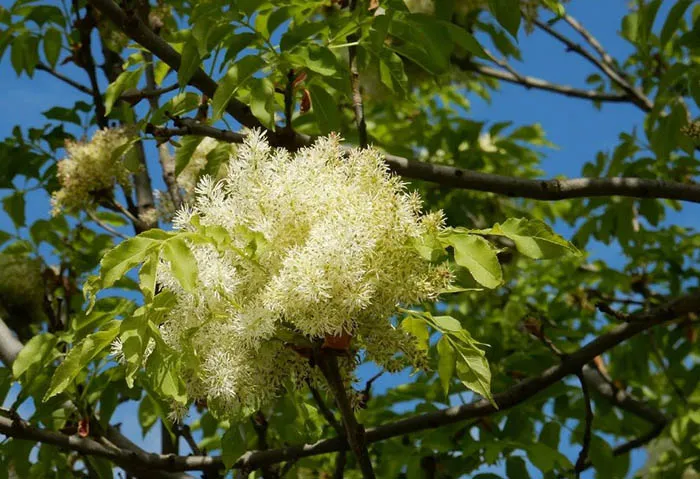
[
  {"left": 0, "top": 290, "right": 695, "bottom": 473},
  {"left": 86, "top": 0, "right": 262, "bottom": 129},
  {"left": 148, "top": 119, "right": 700, "bottom": 204},
  {"left": 0, "top": 317, "right": 192, "bottom": 478},
  {"left": 90, "top": 0, "right": 700, "bottom": 206}
]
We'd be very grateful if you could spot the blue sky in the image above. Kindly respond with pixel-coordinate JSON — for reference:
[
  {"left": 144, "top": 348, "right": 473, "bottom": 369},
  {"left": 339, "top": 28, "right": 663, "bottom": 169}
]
[{"left": 1, "top": 0, "right": 698, "bottom": 477}]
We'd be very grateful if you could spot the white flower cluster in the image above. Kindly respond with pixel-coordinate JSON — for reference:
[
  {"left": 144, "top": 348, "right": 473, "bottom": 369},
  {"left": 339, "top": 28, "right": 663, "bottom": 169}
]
[
  {"left": 155, "top": 138, "right": 236, "bottom": 221},
  {"left": 51, "top": 127, "right": 135, "bottom": 215},
  {"left": 156, "top": 132, "right": 452, "bottom": 417}
]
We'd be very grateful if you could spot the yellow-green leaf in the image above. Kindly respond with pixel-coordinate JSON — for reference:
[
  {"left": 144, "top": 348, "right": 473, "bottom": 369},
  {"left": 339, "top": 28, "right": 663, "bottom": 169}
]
[{"left": 449, "top": 233, "right": 503, "bottom": 288}]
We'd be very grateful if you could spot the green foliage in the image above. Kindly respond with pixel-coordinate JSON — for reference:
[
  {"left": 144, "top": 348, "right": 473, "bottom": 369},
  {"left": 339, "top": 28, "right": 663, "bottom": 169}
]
[{"left": 0, "top": 0, "right": 698, "bottom": 477}]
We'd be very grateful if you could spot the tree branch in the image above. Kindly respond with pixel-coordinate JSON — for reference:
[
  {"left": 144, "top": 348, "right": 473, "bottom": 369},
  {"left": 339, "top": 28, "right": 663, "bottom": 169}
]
[
  {"left": 574, "top": 371, "right": 593, "bottom": 477},
  {"left": 533, "top": 17, "right": 653, "bottom": 112},
  {"left": 308, "top": 384, "right": 343, "bottom": 435},
  {"left": 0, "top": 316, "right": 193, "bottom": 479},
  {"left": 86, "top": 0, "right": 262, "bottom": 129},
  {"left": 0, "top": 289, "right": 695, "bottom": 473},
  {"left": 562, "top": 13, "right": 617, "bottom": 70},
  {"left": 348, "top": 0, "right": 368, "bottom": 148},
  {"left": 459, "top": 60, "right": 631, "bottom": 103},
  {"left": 89, "top": 0, "right": 700, "bottom": 207},
  {"left": 146, "top": 118, "right": 700, "bottom": 204},
  {"left": 316, "top": 353, "right": 375, "bottom": 479},
  {"left": 36, "top": 63, "right": 95, "bottom": 96}
]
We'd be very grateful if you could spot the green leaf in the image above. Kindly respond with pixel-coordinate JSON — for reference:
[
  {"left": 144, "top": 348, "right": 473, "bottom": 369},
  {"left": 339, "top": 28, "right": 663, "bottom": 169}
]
[
  {"left": 222, "top": 32, "right": 257, "bottom": 65},
  {"left": 506, "top": 457, "right": 529, "bottom": 479},
  {"left": 432, "top": 315, "right": 463, "bottom": 332},
  {"left": 308, "top": 84, "right": 340, "bottom": 134},
  {"left": 151, "top": 92, "right": 201, "bottom": 125},
  {"left": 119, "top": 309, "right": 150, "bottom": 388},
  {"left": 249, "top": 77, "right": 276, "bottom": 129},
  {"left": 138, "top": 394, "right": 159, "bottom": 437},
  {"left": 377, "top": 50, "right": 408, "bottom": 97},
  {"left": 280, "top": 21, "right": 327, "bottom": 51},
  {"left": 437, "top": 336, "right": 456, "bottom": 397},
  {"left": 445, "top": 23, "right": 487, "bottom": 59},
  {"left": 162, "top": 236, "right": 198, "bottom": 291},
  {"left": 455, "top": 342, "right": 495, "bottom": 406},
  {"left": 144, "top": 337, "right": 186, "bottom": 404},
  {"left": 42, "top": 27, "right": 61, "bottom": 68},
  {"left": 489, "top": 0, "right": 522, "bottom": 38},
  {"left": 44, "top": 324, "right": 120, "bottom": 401},
  {"left": 222, "top": 425, "right": 246, "bottom": 469},
  {"left": 388, "top": 15, "right": 452, "bottom": 75},
  {"left": 139, "top": 253, "right": 158, "bottom": 302},
  {"left": 588, "top": 435, "right": 614, "bottom": 472},
  {"left": 175, "top": 135, "right": 204, "bottom": 176},
  {"left": 483, "top": 218, "right": 580, "bottom": 259},
  {"left": 211, "top": 55, "right": 265, "bottom": 121},
  {"left": 295, "top": 45, "right": 338, "bottom": 76},
  {"left": 3, "top": 191, "right": 25, "bottom": 228},
  {"left": 539, "top": 421, "right": 560, "bottom": 448},
  {"left": 660, "top": 0, "right": 692, "bottom": 47},
  {"left": 12, "top": 333, "right": 57, "bottom": 379},
  {"left": 527, "top": 443, "right": 557, "bottom": 473},
  {"left": 412, "top": 231, "right": 446, "bottom": 263},
  {"left": 84, "top": 457, "right": 113, "bottom": 479},
  {"left": 401, "top": 316, "right": 429, "bottom": 350},
  {"left": 104, "top": 67, "right": 144, "bottom": 116},
  {"left": 447, "top": 233, "right": 502, "bottom": 288},
  {"left": 178, "top": 39, "right": 201, "bottom": 87},
  {"left": 0, "top": 230, "right": 11, "bottom": 247},
  {"left": 99, "top": 235, "right": 161, "bottom": 289},
  {"left": 621, "top": 12, "right": 639, "bottom": 43},
  {"left": 42, "top": 106, "right": 81, "bottom": 125}
]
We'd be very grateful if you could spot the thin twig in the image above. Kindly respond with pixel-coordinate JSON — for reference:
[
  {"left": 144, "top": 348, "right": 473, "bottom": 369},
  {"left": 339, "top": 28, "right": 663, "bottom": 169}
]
[
  {"left": 309, "top": 382, "right": 349, "bottom": 479},
  {"left": 36, "top": 63, "right": 95, "bottom": 96},
  {"left": 533, "top": 17, "right": 653, "bottom": 112},
  {"left": 562, "top": 13, "right": 617, "bottom": 69},
  {"left": 458, "top": 60, "right": 631, "bottom": 103},
  {"left": 348, "top": 0, "right": 367, "bottom": 147},
  {"left": 482, "top": 47, "right": 528, "bottom": 85},
  {"left": 121, "top": 83, "right": 179, "bottom": 103},
  {"left": 178, "top": 425, "right": 201, "bottom": 455},
  {"left": 143, "top": 50, "right": 182, "bottom": 209},
  {"left": 104, "top": 198, "right": 141, "bottom": 226},
  {"left": 85, "top": 209, "right": 129, "bottom": 240},
  {"left": 585, "top": 291, "right": 647, "bottom": 306},
  {"left": 316, "top": 352, "right": 375, "bottom": 479},
  {"left": 574, "top": 370, "right": 593, "bottom": 478},
  {"left": 596, "top": 302, "right": 631, "bottom": 321},
  {"left": 333, "top": 448, "right": 347, "bottom": 479},
  {"left": 648, "top": 332, "right": 688, "bottom": 405},
  {"left": 308, "top": 384, "right": 343, "bottom": 434},
  {"left": 279, "top": 458, "right": 298, "bottom": 477}
]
